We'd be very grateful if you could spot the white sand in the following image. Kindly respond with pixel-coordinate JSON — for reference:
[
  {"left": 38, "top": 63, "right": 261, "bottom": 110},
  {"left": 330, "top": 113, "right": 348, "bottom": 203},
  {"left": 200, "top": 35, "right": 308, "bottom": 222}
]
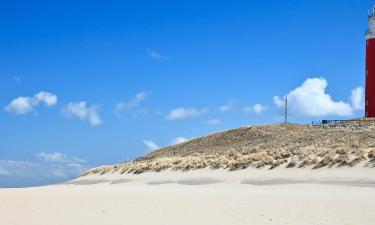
[{"left": 1, "top": 167, "right": 375, "bottom": 225}]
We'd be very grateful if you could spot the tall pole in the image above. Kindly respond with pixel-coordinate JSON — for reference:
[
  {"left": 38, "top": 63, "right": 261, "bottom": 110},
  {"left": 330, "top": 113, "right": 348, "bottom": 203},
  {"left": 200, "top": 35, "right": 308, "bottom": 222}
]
[{"left": 285, "top": 97, "right": 288, "bottom": 124}]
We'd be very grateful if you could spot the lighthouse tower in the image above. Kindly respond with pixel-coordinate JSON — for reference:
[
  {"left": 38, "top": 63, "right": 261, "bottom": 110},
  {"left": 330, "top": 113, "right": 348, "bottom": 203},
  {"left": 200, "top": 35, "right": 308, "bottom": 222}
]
[{"left": 366, "top": 5, "right": 375, "bottom": 117}]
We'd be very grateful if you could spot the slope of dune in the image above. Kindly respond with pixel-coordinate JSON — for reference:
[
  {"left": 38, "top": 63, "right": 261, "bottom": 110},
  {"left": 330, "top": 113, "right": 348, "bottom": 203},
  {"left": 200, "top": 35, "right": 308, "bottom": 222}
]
[{"left": 82, "top": 121, "right": 375, "bottom": 176}]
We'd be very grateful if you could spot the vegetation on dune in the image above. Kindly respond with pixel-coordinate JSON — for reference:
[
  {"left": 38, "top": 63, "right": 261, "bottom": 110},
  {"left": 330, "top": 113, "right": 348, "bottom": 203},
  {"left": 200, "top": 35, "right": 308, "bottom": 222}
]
[{"left": 81, "top": 122, "right": 375, "bottom": 176}]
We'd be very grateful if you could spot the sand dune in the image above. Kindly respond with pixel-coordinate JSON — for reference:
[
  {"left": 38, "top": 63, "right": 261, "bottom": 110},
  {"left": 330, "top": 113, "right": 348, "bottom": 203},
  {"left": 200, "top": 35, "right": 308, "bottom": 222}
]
[{"left": 83, "top": 123, "right": 375, "bottom": 176}]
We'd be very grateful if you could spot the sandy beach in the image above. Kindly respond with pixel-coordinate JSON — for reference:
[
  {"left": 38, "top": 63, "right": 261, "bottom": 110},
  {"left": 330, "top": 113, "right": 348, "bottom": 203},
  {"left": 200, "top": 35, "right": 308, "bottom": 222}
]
[
  {"left": 1, "top": 168, "right": 375, "bottom": 225},
  {"left": 2, "top": 1, "right": 374, "bottom": 225}
]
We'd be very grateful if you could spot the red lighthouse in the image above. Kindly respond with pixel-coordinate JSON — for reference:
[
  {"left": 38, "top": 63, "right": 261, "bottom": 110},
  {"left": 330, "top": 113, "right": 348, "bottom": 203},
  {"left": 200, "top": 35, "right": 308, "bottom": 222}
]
[{"left": 366, "top": 6, "right": 375, "bottom": 117}]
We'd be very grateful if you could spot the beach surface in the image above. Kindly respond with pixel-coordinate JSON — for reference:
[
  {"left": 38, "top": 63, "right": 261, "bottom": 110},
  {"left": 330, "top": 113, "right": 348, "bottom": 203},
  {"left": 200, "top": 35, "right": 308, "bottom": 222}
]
[{"left": 1, "top": 168, "right": 375, "bottom": 225}]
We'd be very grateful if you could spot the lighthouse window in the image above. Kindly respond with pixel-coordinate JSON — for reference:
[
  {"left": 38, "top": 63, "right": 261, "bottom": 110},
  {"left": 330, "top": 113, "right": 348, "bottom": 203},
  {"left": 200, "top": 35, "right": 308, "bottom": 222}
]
[{"left": 366, "top": 100, "right": 369, "bottom": 106}]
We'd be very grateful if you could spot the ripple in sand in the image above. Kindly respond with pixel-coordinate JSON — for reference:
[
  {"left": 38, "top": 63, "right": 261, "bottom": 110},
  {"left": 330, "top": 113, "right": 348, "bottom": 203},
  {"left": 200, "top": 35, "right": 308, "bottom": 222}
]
[
  {"left": 147, "top": 180, "right": 175, "bottom": 185},
  {"left": 110, "top": 179, "right": 133, "bottom": 185},
  {"left": 241, "top": 178, "right": 375, "bottom": 188},
  {"left": 66, "top": 180, "right": 110, "bottom": 185},
  {"left": 148, "top": 178, "right": 221, "bottom": 186},
  {"left": 177, "top": 178, "right": 221, "bottom": 185}
]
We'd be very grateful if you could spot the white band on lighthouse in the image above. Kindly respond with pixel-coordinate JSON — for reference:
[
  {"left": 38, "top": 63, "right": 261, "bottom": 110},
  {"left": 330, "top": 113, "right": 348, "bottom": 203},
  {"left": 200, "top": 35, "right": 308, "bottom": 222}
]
[{"left": 367, "top": 6, "right": 375, "bottom": 39}]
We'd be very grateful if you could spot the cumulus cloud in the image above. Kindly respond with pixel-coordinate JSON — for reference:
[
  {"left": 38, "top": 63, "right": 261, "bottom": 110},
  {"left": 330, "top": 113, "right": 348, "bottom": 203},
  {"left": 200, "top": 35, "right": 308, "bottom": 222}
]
[
  {"left": 273, "top": 77, "right": 353, "bottom": 117},
  {"left": 219, "top": 100, "right": 237, "bottom": 112},
  {"left": 5, "top": 91, "right": 58, "bottom": 115},
  {"left": 205, "top": 118, "right": 222, "bottom": 125},
  {"left": 166, "top": 107, "right": 208, "bottom": 120},
  {"left": 143, "top": 140, "right": 160, "bottom": 151},
  {"left": 34, "top": 92, "right": 58, "bottom": 106},
  {"left": 147, "top": 49, "right": 168, "bottom": 60},
  {"left": 244, "top": 104, "right": 268, "bottom": 115},
  {"left": 170, "top": 137, "right": 189, "bottom": 145},
  {"left": 5, "top": 97, "right": 35, "bottom": 115},
  {"left": 350, "top": 87, "right": 365, "bottom": 111},
  {"left": 63, "top": 102, "right": 102, "bottom": 126}
]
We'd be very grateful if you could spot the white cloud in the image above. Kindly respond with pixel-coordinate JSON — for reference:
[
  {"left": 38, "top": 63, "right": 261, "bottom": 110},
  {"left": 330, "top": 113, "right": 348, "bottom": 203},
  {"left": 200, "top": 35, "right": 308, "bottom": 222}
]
[
  {"left": 273, "top": 77, "right": 353, "bottom": 117},
  {"left": 143, "top": 140, "right": 160, "bottom": 151},
  {"left": 0, "top": 153, "right": 89, "bottom": 184},
  {"left": 244, "top": 104, "right": 268, "bottom": 115},
  {"left": 4, "top": 91, "right": 58, "bottom": 115},
  {"left": 37, "top": 152, "right": 86, "bottom": 164},
  {"left": 0, "top": 160, "right": 39, "bottom": 177},
  {"left": 5, "top": 97, "right": 35, "bottom": 115},
  {"left": 205, "top": 118, "right": 222, "bottom": 125},
  {"left": 273, "top": 96, "right": 285, "bottom": 108},
  {"left": 350, "top": 87, "right": 365, "bottom": 111},
  {"left": 63, "top": 102, "right": 102, "bottom": 126},
  {"left": 127, "top": 92, "right": 147, "bottom": 109},
  {"left": 34, "top": 91, "right": 58, "bottom": 106},
  {"left": 147, "top": 49, "right": 168, "bottom": 60},
  {"left": 36, "top": 152, "right": 88, "bottom": 178},
  {"left": 47, "top": 163, "right": 88, "bottom": 179},
  {"left": 37, "top": 152, "right": 66, "bottom": 162},
  {"left": 116, "top": 92, "right": 148, "bottom": 114},
  {"left": 170, "top": 137, "right": 189, "bottom": 145},
  {"left": 166, "top": 107, "right": 208, "bottom": 120},
  {"left": 219, "top": 100, "right": 237, "bottom": 112},
  {"left": 253, "top": 104, "right": 268, "bottom": 115}
]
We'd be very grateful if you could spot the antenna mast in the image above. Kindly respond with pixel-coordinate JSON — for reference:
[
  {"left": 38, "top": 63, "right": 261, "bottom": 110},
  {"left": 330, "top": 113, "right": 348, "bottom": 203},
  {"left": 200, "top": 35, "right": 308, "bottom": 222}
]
[{"left": 285, "top": 97, "right": 288, "bottom": 124}]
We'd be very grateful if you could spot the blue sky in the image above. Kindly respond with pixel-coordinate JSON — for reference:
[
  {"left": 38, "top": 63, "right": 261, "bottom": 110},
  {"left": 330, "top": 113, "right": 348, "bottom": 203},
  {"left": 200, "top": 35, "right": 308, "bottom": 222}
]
[{"left": 0, "top": 0, "right": 372, "bottom": 187}]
